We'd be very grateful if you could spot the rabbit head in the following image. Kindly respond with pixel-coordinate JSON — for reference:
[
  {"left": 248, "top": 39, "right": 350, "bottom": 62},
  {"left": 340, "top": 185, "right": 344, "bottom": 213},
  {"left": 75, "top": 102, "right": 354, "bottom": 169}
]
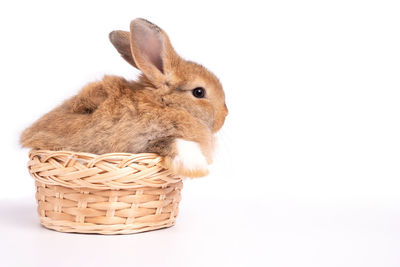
[{"left": 110, "top": 19, "right": 228, "bottom": 134}]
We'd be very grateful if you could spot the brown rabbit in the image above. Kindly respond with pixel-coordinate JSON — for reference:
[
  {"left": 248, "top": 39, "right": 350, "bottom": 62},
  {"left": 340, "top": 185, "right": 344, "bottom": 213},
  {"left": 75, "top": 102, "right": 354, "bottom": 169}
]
[{"left": 20, "top": 18, "right": 228, "bottom": 178}]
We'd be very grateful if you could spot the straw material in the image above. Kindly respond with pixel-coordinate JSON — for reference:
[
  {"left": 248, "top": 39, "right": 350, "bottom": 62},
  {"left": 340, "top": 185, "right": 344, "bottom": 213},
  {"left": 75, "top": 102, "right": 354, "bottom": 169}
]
[{"left": 28, "top": 150, "right": 183, "bottom": 234}]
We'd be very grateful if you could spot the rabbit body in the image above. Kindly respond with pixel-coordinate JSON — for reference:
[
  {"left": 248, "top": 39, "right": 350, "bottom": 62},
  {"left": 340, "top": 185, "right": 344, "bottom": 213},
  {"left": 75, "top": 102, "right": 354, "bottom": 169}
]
[{"left": 21, "top": 19, "right": 228, "bottom": 177}]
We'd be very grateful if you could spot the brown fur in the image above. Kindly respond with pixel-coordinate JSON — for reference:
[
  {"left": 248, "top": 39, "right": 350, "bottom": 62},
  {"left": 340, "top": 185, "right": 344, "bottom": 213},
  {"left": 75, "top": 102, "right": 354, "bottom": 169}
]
[{"left": 20, "top": 18, "right": 228, "bottom": 177}]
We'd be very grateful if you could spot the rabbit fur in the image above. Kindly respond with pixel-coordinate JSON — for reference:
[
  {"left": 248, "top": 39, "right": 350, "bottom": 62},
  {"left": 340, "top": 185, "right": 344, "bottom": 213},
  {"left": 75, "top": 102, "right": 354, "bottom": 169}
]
[{"left": 21, "top": 18, "right": 228, "bottom": 178}]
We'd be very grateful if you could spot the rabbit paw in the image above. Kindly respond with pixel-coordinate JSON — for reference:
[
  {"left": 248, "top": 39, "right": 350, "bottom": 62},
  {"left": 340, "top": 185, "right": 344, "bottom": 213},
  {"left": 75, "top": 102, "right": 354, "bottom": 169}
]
[{"left": 169, "top": 139, "right": 209, "bottom": 178}]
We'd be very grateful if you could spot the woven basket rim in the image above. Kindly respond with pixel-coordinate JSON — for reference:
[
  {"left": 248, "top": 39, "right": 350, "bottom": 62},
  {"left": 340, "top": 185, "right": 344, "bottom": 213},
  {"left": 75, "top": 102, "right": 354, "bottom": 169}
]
[
  {"left": 29, "top": 149, "right": 164, "bottom": 160},
  {"left": 28, "top": 149, "right": 181, "bottom": 190}
]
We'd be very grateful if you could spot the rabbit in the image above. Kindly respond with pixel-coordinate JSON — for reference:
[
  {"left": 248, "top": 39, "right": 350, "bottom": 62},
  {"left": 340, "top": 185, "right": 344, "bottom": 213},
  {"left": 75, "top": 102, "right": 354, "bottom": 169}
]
[{"left": 20, "top": 18, "right": 228, "bottom": 178}]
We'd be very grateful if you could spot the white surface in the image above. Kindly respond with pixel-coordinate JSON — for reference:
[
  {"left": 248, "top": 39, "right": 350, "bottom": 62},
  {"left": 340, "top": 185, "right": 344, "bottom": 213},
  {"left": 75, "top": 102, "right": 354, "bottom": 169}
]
[
  {"left": 1, "top": 0, "right": 400, "bottom": 266},
  {"left": 1, "top": 194, "right": 400, "bottom": 267}
]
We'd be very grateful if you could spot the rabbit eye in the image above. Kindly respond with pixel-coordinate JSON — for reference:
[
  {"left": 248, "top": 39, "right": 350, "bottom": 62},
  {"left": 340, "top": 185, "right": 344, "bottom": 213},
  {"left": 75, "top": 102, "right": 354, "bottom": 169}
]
[{"left": 192, "top": 87, "right": 205, "bottom": 98}]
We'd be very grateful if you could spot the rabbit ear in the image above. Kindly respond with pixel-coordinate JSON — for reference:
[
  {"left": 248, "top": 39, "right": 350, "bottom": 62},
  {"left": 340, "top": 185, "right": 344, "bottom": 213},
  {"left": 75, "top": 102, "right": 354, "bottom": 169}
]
[
  {"left": 129, "top": 18, "right": 178, "bottom": 83},
  {"left": 109, "top": 30, "right": 138, "bottom": 68}
]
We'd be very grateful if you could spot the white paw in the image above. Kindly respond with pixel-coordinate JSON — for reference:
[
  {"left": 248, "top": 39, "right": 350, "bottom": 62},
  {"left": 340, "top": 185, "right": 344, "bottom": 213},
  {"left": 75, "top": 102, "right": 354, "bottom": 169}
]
[{"left": 171, "top": 139, "right": 209, "bottom": 177}]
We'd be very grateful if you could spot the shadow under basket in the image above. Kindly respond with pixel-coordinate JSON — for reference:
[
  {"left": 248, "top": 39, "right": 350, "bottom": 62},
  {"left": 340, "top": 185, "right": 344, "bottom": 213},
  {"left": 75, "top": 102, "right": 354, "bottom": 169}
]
[{"left": 27, "top": 150, "right": 183, "bottom": 235}]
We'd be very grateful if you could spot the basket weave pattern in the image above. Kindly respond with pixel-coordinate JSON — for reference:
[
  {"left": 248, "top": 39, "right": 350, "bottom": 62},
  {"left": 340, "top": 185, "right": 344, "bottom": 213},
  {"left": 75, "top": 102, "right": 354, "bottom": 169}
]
[{"left": 28, "top": 150, "right": 183, "bottom": 234}]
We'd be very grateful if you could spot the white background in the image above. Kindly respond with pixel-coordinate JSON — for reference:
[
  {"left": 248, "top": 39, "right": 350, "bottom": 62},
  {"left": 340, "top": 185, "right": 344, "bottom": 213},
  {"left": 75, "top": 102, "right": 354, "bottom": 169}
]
[{"left": 1, "top": 0, "right": 400, "bottom": 266}]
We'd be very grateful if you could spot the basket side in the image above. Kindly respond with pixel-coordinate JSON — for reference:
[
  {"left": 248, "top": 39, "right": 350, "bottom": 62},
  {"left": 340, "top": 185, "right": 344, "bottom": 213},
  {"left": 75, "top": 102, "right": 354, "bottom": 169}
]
[{"left": 35, "top": 180, "right": 183, "bottom": 234}]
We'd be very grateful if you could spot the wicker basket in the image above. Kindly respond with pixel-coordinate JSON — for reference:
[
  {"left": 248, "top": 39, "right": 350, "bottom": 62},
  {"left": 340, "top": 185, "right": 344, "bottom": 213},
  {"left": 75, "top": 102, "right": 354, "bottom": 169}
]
[{"left": 27, "top": 150, "right": 183, "bottom": 234}]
